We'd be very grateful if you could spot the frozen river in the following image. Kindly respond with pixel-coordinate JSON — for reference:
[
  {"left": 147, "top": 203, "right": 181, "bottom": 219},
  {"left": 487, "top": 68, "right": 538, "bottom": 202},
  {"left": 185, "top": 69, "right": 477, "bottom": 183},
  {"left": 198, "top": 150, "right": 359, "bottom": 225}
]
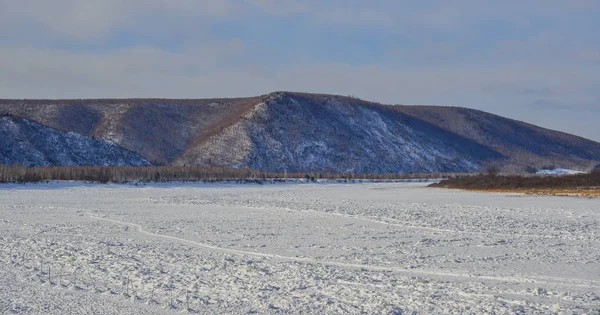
[{"left": 0, "top": 182, "right": 599, "bottom": 314}]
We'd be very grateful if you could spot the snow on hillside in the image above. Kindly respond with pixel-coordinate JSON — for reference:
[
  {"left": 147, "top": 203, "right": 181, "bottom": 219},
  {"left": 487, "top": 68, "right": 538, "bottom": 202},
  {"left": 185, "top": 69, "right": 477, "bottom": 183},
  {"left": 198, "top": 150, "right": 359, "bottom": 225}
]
[
  {"left": 176, "top": 94, "right": 501, "bottom": 173},
  {"left": 3, "top": 93, "right": 600, "bottom": 171},
  {"left": 0, "top": 116, "right": 150, "bottom": 167}
]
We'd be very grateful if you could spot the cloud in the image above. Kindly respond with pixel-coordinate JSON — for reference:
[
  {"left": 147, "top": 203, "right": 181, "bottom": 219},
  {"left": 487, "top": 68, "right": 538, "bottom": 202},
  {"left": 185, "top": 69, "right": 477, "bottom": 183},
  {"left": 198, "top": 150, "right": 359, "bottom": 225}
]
[
  {"left": 0, "top": 0, "right": 488, "bottom": 40},
  {"left": 244, "top": 0, "right": 310, "bottom": 15},
  {"left": 313, "top": 8, "right": 394, "bottom": 27},
  {"left": 4, "top": 0, "right": 597, "bottom": 41},
  {"left": 0, "top": 42, "right": 598, "bottom": 141},
  {"left": 0, "top": 41, "right": 249, "bottom": 97},
  {"left": 1, "top": 0, "right": 234, "bottom": 38},
  {"left": 566, "top": 0, "right": 598, "bottom": 9},
  {"left": 0, "top": 44, "right": 594, "bottom": 103},
  {"left": 0, "top": 0, "right": 599, "bottom": 141}
]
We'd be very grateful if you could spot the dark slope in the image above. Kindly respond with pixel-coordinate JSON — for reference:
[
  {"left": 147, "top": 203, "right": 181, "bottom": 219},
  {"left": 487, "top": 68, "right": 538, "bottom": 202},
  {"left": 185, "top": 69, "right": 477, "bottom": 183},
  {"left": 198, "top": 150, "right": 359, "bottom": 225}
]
[
  {"left": 397, "top": 106, "right": 600, "bottom": 171},
  {"left": 0, "top": 116, "right": 149, "bottom": 167}
]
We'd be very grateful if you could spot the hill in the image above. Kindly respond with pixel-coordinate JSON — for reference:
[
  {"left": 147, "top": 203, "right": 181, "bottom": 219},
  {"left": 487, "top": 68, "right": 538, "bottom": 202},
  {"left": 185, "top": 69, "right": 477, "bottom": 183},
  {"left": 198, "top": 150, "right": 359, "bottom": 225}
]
[
  {"left": 0, "top": 116, "right": 149, "bottom": 167},
  {"left": 397, "top": 105, "right": 600, "bottom": 172},
  {"left": 1, "top": 92, "right": 598, "bottom": 173}
]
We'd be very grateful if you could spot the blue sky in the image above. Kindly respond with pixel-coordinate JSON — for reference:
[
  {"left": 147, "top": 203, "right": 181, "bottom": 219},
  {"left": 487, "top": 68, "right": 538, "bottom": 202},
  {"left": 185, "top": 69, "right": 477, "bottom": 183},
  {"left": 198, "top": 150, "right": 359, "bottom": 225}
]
[{"left": 1, "top": 0, "right": 599, "bottom": 141}]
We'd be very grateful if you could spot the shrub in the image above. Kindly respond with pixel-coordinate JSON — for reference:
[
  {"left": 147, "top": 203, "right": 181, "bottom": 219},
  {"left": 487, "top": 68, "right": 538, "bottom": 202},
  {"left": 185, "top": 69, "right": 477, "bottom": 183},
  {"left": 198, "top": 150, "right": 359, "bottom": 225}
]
[
  {"left": 430, "top": 172, "right": 600, "bottom": 190},
  {"left": 486, "top": 167, "right": 500, "bottom": 177},
  {"left": 0, "top": 165, "right": 459, "bottom": 183}
]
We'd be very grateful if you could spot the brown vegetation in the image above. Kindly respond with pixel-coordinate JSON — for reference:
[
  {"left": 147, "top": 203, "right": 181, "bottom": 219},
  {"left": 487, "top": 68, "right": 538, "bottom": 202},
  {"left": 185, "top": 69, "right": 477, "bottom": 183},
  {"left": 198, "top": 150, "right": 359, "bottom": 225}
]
[
  {"left": 0, "top": 165, "right": 457, "bottom": 184},
  {"left": 176, "top": 97, "right": 263, "bottom": 162},
  {"left": 430, "top": 170, "right": 600, "bottom": 196},
  {"left": 464, "top": 188, "right": 600, "bottom": 197}
]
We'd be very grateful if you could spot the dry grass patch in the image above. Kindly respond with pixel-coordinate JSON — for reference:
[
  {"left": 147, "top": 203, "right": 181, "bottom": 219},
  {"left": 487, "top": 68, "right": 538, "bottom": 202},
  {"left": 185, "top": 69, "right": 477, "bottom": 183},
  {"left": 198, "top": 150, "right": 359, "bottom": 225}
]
[
  {"left": 431, "top": 171, "right": 600, "bottom": 197},
  {"left": 468, "top": 188, "right": 600, "bottom": 197}
]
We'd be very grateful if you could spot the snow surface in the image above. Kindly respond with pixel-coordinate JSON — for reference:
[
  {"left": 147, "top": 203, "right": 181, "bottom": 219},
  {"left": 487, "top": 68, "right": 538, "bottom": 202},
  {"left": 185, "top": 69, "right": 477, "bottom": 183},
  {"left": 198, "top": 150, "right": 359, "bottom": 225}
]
[
  {"left": 1, "top": 182, "right": 599, "bottom": 314},
  {"left": 536, "top": 168, "right": 587, "bottom": 175}
]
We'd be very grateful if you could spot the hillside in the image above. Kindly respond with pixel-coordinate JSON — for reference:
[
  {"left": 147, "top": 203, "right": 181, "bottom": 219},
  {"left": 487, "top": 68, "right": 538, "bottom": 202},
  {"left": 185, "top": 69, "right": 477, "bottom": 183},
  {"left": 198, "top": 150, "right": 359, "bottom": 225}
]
[
  {"left": 397, "top": 105, "right": 600, "bottom": 172},
  {"left": 0, "top": 116, "right": 149, "bottom": 167},
  {"left": 0, "top": 98, "right": 260, "bottom": 165},
  {"left": 1, "top": 92, "right": 599, "bottom": 172},
  {"left": 174, "top": 93, "right": 501, "bottom": 173}
]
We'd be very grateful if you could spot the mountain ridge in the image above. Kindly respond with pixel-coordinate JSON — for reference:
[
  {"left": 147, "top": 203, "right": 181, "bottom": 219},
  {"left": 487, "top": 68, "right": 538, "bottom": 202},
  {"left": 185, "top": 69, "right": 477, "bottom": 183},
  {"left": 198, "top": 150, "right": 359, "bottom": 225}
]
[{"left": 1, "top": 92, "right": 598, "bottom": 173}]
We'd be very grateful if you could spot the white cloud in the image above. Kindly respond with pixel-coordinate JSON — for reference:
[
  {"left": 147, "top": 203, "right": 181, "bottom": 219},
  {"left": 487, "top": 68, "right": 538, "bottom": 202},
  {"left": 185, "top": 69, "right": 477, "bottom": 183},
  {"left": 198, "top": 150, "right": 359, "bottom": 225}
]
[
  {"left": 0, "top": 0, "right": 599, "bottom": 141},
  {"left": 0, "top": 0, "right": 234, "bottom": 38},
  {"left": 3, "top": 0, "right": 594, "bottom": 41},
  {"left": 0, "top": 44, "right": 595, "bottom": 104},
  {"left": 0, "top": 41, "right": 249, "bottom": 97}
]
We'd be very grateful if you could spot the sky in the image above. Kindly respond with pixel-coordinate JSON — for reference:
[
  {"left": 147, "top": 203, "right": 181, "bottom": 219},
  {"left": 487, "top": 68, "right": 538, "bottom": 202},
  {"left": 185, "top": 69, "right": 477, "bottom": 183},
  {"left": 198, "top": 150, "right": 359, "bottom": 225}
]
[{"left": 0, "top": 0, "right": 599, "bottom": 141}]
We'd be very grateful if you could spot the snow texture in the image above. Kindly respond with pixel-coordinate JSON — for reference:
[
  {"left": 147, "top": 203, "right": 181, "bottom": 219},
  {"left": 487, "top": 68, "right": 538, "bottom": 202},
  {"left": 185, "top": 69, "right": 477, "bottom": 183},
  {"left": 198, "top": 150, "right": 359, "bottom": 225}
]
[{"left": 1, "top": 182, "right": 599, "bottom": 314}]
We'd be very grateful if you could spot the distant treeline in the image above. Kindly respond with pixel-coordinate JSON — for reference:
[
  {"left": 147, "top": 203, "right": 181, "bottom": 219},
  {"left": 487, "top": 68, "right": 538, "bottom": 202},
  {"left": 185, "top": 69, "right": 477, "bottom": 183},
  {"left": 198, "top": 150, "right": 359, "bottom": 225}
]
[
  {"left": 430, "top": 169, "right": 600, "bottom": 190},
  {"left": 0, "top": 165, "right": 461, "bottom": 183}
]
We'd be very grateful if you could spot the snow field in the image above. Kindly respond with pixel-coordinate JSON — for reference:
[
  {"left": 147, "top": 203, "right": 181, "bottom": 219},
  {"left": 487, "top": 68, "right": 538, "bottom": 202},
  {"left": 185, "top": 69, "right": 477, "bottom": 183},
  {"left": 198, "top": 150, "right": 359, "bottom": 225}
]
[{"left": 0, "top": 182, "right": 599, "bottom": 314}]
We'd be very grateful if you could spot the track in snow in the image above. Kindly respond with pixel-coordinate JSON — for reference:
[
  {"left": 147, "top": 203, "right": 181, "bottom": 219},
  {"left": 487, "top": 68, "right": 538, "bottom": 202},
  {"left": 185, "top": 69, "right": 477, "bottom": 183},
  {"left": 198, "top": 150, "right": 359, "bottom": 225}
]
[{"left": 89, "top": 215, "right": 599, "bottom": 290}]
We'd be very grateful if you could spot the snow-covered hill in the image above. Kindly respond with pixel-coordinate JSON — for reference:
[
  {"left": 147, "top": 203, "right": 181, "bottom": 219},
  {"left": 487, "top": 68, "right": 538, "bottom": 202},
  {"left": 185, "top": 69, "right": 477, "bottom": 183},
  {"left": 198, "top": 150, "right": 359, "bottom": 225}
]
[
  {"left": 0, "top": 116, "right": 150, "bottom": 167},
  {"left": 174, "top": 94, "right": 501, "bottom": 173},
  {"left": 1, "top": 92, "right": 599, "bottom": 172}
]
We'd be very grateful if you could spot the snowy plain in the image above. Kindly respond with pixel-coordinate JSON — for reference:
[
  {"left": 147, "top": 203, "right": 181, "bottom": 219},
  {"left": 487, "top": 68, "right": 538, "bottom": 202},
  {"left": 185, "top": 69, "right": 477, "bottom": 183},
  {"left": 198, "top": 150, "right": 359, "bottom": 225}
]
[{"left": 0, "top": 181, "right": 599, "bottom": 314}]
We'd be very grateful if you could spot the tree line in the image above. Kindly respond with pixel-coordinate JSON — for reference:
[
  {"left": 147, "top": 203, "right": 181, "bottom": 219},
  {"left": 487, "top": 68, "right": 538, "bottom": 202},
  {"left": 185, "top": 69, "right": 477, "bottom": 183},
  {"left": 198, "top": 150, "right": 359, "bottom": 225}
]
[{"left": 0, "top": 165, "right": 458, "bottom": 183}]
